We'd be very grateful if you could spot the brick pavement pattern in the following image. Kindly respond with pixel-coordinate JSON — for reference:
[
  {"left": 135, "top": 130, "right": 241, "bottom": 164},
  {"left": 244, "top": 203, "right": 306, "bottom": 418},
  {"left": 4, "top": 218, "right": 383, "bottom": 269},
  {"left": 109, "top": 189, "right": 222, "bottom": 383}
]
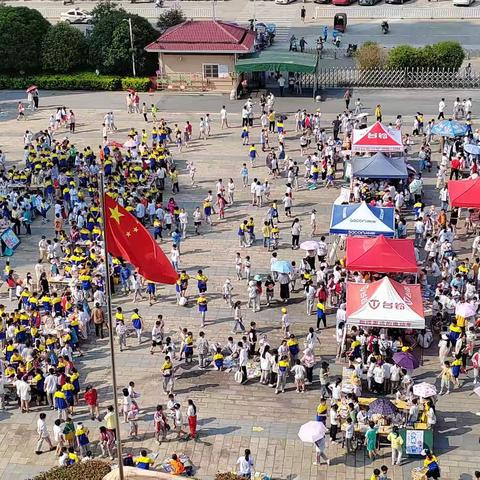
[{"left": 0, "top": 91, "right": 478, "bottom": 480}]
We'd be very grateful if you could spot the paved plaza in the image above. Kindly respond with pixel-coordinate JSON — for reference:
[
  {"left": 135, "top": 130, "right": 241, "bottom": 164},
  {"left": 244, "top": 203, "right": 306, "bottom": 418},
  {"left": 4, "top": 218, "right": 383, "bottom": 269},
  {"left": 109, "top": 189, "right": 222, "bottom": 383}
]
[{"left": 0, "top": 89, "right": 479, "bottom": 480}]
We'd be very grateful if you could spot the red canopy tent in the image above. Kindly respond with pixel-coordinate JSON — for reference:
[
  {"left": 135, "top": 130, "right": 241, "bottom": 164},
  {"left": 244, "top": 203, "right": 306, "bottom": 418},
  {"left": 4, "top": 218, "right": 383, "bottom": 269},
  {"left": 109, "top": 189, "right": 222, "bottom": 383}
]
[
  {"left": 352, "top": 121, "right": 403, "bottom": 153},
  {"left": 447, "top": 178, "right": 480, "bottom": 208},
  {"left": 346, "top": 236, "right": 417, "bottom": 273},
  {"left": 346, "top": 277, "right": 425, "bottom": 329}
]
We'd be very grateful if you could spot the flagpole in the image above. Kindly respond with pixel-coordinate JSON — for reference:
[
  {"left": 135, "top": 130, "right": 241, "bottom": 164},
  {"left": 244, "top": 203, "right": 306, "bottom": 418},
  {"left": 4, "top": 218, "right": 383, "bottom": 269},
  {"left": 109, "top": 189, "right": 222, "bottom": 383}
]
[{"left": 98, "top": 172, "right": 125, "bottom": 480}]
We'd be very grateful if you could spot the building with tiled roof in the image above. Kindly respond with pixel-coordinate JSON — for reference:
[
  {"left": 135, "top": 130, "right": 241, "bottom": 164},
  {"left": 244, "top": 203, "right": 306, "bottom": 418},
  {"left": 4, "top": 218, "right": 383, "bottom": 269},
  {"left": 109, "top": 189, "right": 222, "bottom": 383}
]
[{"left": 145, "top": 20, "right": 255, "bottom": 92}]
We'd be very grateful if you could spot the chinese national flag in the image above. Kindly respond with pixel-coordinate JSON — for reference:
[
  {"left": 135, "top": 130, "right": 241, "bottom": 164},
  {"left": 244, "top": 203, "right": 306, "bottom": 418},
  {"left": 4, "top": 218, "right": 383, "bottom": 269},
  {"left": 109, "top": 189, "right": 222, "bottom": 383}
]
[{"left": 104, "top": 195, "right": 178, "bottom": 285}]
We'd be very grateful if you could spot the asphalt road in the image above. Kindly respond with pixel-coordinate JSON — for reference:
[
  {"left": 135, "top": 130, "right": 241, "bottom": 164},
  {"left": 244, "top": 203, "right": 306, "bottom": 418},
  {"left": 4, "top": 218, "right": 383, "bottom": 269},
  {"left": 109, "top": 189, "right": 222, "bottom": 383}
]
[
  {"left": 297, "top": 19, "right": 480, "bottom": 49},
  {"left": 5, "top": 0, "right": 480, "bottom": 50},
  {"left": 0, "top": 89, "right": 478, "bottom": 119}
]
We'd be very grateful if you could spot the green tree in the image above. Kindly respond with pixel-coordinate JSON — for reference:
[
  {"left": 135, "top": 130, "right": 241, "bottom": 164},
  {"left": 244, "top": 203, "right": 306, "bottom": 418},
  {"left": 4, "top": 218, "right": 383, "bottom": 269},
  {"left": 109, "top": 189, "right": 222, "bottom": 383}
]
[
  {"left": 89, "top": 3, "right": 159, "bottom": 75},
  {"left": 387, "top": 42, "right": 465, "bottom": 71},
  {"left": 430, "top": 41, "right": 465, "bottom": 71},
  {"left": 355, "top": 42, "right": 387, "bottom": 71},
  {"left": 387, "top": 45, "right": 422, "bottom": 70},
  {"left": 42, "top": 22, "right": 88, "bottom": 72},
  {"left": 157, "top": 8, "right": 185, "bottom": 33},
  {"left": 91, "top": 0, "right": 118, "bottom": 19},
  {"left": 0, "top": 6, "right": 50, "bottom": 73}
]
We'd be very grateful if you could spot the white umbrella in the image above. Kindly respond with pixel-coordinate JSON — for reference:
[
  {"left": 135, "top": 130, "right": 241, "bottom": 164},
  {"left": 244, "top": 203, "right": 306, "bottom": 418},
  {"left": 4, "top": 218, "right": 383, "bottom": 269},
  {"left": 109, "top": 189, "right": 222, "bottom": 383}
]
[
  {"left": 300, "top": 240, "right": 320, "bottom": 251},
  {"left": 124, "top": 139, "right": 137, "bottom": 148},
  {"left": 356, "top": 113, "right": 368, "bottom": 119},
  {"left": 298, "top": 421, "right": 327, "bottom": 443},
  {"left": 412, "top": 382, "right": 437, "bottom": 398}
]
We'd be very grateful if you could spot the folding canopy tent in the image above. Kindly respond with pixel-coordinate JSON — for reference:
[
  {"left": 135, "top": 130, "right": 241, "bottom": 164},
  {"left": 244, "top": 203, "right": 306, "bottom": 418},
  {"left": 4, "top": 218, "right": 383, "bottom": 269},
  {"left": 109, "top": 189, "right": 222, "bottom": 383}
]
[
  {"left": 447, "top": 178, "right": 480, "bottom": 208},
  {"left": 235, "top": 51, "right": 318, "bottom": 74},
  {"left": 346, "top": 277, "right": 425, "bottom": 329},
  {"left": 352, "top": 122, "right": 404, "bottom": 153},
  {"left": 346, "top": 236, "right": 417, "bottom": 273},
  {"left": 351, "top": 153, "right": 408, "bottom": 179},
  {"left": 330, "top": 202, "right": 395, "bottom": 237}
]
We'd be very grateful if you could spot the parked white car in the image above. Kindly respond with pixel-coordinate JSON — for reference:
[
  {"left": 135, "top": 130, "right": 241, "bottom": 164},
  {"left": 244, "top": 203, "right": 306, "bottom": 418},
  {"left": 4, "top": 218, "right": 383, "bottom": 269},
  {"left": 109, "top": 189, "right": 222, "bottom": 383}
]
[
  {"left": 275, "top": 0, "right": 297, "bottom": 4},
  {"left": 453, "top": 0, "right": 474, "bottom": 5},
  {"left": 60, "top": 8, "right": 93, "bottom": 24}
]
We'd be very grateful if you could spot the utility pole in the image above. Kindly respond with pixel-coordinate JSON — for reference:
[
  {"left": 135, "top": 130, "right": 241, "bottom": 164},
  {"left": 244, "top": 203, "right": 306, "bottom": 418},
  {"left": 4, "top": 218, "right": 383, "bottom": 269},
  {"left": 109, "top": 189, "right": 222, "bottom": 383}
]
[{"left": 124, "top": 18, "right": 136, "bottom": 77}]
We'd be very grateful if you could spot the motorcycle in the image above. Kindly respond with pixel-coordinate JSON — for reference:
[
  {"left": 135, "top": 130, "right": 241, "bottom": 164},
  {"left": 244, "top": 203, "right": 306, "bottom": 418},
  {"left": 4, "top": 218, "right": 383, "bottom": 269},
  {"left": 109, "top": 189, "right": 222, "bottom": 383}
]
[
  {"left": 332, "top": 33, "right": 341, "bottom": 48},
  {"left": 345, "top": 43, "right": 357, "bottom": 57},
  {"left": 381, "top": 21, "right": 389, "bottom": 34}
]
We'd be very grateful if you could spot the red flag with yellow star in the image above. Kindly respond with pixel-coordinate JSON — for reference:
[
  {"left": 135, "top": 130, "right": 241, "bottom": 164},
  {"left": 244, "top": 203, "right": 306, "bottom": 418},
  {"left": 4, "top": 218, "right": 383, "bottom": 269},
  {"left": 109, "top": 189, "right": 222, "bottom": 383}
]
[{"left": 104, "top": 195, "right": 178, "bottom": 284}]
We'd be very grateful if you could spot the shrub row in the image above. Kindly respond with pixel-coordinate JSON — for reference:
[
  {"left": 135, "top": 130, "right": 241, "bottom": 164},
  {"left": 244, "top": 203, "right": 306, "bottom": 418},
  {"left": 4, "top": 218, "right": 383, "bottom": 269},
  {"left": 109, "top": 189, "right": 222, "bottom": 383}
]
[
  {"left": 0, "top": 73, "right": 151, "bottom": 91},
  {"left": 33, "top": 460, "right": 111, "bottom": 480}
]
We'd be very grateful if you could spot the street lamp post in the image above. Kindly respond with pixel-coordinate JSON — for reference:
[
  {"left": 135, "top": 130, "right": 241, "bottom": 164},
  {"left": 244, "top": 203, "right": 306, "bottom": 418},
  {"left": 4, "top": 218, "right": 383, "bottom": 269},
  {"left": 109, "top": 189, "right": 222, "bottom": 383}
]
[{"left": 124, "top": 18, "right": 136, "bottom": 77}]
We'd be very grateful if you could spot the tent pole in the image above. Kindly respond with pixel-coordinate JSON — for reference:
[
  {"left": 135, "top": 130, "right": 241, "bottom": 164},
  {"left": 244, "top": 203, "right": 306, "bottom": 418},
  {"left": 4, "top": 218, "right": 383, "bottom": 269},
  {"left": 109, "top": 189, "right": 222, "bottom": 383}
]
[{"left": 340, "top": 321, "right": 348, "bottom": 361}]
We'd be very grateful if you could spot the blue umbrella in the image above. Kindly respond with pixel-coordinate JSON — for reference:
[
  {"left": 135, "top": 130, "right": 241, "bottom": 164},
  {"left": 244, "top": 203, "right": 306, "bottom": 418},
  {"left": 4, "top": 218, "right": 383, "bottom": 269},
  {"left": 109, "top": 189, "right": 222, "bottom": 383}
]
[
  {"left": 271, "top": 260, "right": 293, "bottom": 274},
  {"left": 464, "top": 143, "right": 480, "bottom": 155},
  {"left": 431, "top": 119, "right": 467, "bottom": 138}
]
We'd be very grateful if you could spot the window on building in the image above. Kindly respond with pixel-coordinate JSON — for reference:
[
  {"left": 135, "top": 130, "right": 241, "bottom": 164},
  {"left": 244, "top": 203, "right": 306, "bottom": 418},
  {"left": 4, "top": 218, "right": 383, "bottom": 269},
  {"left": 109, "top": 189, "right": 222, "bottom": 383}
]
[{"left": 203, "top": 64, "right": 219, "bottom": 78}]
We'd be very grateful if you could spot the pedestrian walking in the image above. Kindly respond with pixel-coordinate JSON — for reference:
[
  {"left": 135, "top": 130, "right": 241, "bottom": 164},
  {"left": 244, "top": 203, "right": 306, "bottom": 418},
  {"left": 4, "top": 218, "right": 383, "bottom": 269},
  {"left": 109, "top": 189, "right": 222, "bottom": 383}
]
[
  {"left": 161, "top": 355, "right": 174, "bottom": 395},
  {"left": 35, "top": 413, "right": 55, "bottom": 455},
  {"left": 387, "top": 426, "right": 404, "bottom": 465},
  {"left": 300, "top": 5, "right": 306, "bottom": 22},
  {"left": 344, "top": 88, "right": 352, "bottom": 110},
  {"left": 187, "top": 399, "right": 197, "bottom": 439}
]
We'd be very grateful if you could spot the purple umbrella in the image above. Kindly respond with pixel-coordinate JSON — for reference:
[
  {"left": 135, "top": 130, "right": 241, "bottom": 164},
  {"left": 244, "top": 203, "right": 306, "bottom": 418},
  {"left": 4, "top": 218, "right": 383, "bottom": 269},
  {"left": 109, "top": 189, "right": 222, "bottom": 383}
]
[
  {"left": 393, "top": 351, "right": 420, "bottom": 370},
  {"left": 369, "top": 398, "right": 397, "bottom": 416}
]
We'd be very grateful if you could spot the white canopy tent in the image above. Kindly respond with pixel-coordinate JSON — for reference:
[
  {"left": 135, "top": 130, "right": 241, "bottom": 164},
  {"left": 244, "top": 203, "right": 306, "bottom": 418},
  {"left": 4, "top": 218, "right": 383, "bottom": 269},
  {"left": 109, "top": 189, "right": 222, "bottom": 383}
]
[{"left": 346, "top": 277, "right": 425, "bottom": 330}]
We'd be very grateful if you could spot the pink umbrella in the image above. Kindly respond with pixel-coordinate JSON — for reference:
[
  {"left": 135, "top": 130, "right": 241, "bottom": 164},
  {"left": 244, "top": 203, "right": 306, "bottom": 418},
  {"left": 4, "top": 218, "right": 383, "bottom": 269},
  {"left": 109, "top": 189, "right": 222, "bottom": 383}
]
[
  {"left": 26, "top": 85, "right": 37, "bottom": 93},
  {"left": 455, "top": 302, "right": 477, "bottom": 318}
]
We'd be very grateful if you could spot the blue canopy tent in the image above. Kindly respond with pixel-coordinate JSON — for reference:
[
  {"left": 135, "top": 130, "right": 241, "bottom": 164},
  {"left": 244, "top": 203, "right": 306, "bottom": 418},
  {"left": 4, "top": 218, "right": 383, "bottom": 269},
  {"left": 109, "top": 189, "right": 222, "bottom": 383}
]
[
  {"left": 330, "top": 202, "right": 395, "bottom": 237},
  {"left": 351, "top": 153, "right": 408, "bottom": 179}
]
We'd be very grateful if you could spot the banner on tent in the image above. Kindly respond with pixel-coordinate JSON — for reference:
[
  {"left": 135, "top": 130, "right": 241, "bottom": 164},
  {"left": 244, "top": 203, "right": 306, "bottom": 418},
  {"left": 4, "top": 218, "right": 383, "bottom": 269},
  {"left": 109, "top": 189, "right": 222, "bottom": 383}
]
[{"left": 330, "top": 203, "right": 395, "bottom": 237}]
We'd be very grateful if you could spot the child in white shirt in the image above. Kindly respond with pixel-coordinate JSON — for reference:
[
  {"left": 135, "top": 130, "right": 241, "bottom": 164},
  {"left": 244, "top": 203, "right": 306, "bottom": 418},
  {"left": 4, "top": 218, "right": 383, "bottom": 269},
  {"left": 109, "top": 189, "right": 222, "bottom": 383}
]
[{"left": 291, "top": 359, "right": 306, "bottom": 393}]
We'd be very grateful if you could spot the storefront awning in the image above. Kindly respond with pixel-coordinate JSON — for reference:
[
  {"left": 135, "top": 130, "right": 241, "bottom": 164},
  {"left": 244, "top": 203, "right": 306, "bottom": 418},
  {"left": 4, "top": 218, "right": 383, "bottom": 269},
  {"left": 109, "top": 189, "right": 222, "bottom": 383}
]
[{"left": 236, "top": 51, "right": 318, "bottom": 74}]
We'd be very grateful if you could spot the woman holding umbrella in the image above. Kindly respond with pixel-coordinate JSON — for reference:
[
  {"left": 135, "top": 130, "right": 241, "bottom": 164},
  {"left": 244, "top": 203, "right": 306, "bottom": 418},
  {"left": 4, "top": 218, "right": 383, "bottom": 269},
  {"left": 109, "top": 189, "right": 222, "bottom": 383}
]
[
  {"left": 278, "top": 273, "right": 290, "bottom": 303},
  {"left": 297, "top": 421, "right": 330, "bottom": 466},
  {"left": 314, "top": 437, "right": 330, "bottom": 466}
]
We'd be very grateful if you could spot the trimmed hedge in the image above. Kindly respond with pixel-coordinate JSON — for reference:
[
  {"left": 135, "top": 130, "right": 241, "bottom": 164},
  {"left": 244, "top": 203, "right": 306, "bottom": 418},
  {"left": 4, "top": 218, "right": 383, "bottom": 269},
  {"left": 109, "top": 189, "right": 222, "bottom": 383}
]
[
  {"left": 121, "top": 77, "right": 151, "bottom": 92},
  {"left": 33, "top": 460, "right": 111, "bottom": 480},
  {"left": 0, "top": 72, "right": 151, "bottom": 91}
]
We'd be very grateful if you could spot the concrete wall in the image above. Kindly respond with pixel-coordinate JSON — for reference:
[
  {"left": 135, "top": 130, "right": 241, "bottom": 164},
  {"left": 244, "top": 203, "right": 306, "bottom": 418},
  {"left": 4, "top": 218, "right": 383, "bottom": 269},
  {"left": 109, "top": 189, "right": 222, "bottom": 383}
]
[{"left": 161, "top": 53, "right": 235, "bottom": 75}]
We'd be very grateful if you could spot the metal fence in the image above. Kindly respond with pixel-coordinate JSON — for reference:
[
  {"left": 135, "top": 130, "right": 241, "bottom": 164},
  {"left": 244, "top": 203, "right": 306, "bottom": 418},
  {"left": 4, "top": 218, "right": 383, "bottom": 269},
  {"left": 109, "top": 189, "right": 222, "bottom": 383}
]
[
  {"left": 314, "top": 6, "right": 480, "bottom": 19},
  {"left": 316, "top": 67, "right": 480, "bottom": 89}
]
